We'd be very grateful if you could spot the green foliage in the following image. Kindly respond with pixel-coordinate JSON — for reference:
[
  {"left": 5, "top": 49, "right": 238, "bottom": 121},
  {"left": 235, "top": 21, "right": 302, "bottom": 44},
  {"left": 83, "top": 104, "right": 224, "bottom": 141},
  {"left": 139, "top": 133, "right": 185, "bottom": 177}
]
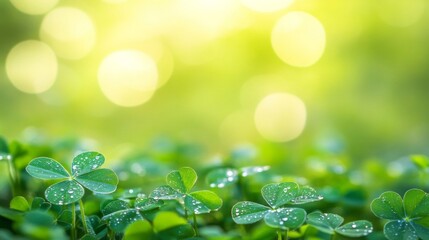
[
  {"left": 371, "top": 189, "right": 429, "bottom": 240},
  {"left": 26, "top": 152, "right": 119, "bottom": 205}
]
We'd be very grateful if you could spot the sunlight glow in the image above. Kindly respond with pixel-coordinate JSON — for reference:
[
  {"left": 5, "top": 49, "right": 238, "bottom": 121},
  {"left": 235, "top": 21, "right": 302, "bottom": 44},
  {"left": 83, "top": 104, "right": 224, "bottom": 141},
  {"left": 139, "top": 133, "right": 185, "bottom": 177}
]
[
  {"left": 40, "top": 7, "right": 96, "bottom": 60},
  {"left": 254, "top": 93, "right": 306, "bottom": 142},
  {"left": 271, "top": 11, "right": 325, "bottom": 67},
  {"left": 10, "top": 0, "right": 58, "bottom": 15},
  {"left": 6, "top": 40, "right": 57, "bottom": 94},
  {"left": 240, "top": 0, "right": 294, "bottom": 13},
  {"left": 378, "top": 0, "right": 426, "bottom": 27},
  {"left": 98, "top": 50, "right": 158, "bottom": 107}
]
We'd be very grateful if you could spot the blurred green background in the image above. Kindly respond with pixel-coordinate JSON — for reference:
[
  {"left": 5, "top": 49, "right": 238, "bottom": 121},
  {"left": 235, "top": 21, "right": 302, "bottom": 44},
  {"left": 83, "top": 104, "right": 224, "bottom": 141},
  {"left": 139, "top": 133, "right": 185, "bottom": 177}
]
[{"left": 1, "top": 0, "right": 428, "bottom": 164}]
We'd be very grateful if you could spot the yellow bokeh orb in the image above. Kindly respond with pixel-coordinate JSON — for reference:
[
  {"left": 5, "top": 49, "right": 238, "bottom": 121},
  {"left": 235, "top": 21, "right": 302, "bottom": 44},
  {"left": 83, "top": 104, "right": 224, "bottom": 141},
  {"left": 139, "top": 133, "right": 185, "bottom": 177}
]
[
  {"left": 98, "top": 50, "right": 158, "bottom": 107},
  {"left": 254, "top": 93, "right": 306, "bottom": 142},
  {"left": 40, "top": 7, "right": 96, "bottom": 60},
  {"left": 6, "top": 40, "right": 57, "bottom": 94},
  {"left": 271, "top": 11, "right": 326, "bottom": 67},
  {"left": 240, "top": 0, "right": 294, "bottom": 13},
  {"left": 9, "top": 0, "right": 58, "bottom": 15}
]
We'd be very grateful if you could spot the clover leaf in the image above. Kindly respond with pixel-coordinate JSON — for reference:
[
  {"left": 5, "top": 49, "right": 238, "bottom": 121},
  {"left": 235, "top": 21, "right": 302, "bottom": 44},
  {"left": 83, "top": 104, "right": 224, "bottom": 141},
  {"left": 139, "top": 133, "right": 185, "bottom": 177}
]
[
  {"left": 307, "top": 211, "right": 373, "bottom": 237},
  {"left": 371, "top": 189, "right": 429, "bottom": 240},
  {"left": 26, "top": 152, "right": 118, "bottom": 205},
  {"left": 205, "top": 166, "right": 270, "bottom": 188},
  {"left": 232, "top": 182, "right": 322, "bottom": 231},
  {"left": 150, "top": 167, "right": 222, "bottom": 215}
]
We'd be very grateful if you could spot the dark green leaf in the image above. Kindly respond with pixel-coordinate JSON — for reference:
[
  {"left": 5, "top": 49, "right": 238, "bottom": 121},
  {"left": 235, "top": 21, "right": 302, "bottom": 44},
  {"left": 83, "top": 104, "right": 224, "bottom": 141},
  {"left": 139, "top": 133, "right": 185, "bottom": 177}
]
[
  {"left": 264, "top": 208, "right": 306, "bottom": 230},
  {"left": 101, "top": 200, "right": 129, "bottom": 216},
  {"left": 150, "top": 185, "right": 183, "bottom": 200},
  {"left": 10, "top": 196, "right": 30, "bottom": 212},
  {"left": 75, "top": 168, "right": 118, "bottom": 194},
  {"left": 103, "top": 209, "right": 144, "bottom": 233},
  {"left": 291, "top": 186, "right": 323, "bottom": 204},
  {"left": 72, "top": 151, "right": 105, "bottom": 176},
  {"left": 184, "top": 190, "right": 222, "bottom": 214},
  {"left": 336, "top": 220, "right": 373, "bottom": 237},
  {"left": 384, "top": 220, "right": 418, "bottom": 240},
  {"left": 232, "top": 201, "right": 270, "bottom": 224},
  {"left": 45, "top": 180, "right": 84, "bottom": 205},
  {"left": 0, "top": 206, "right": 24, "bottom": 221},
  {"left": 261, "top": 182, "right": 298, "bottom": 208},
  {"left": 370, "top": 191, "right": 404, "bottom": 220},
  {"left": 306, "top": 212, "right": 343, "bottom": 234},
  {"left": 26, "top": 157, "right": 70, "bottom": 179},
  {"left": 135, "top": 198, "right": 164, "bottom": 212},
  {"left": 166, "top": 167, "right": 197, "bottom": 194},
  {"left": 206, "top": 168, "right": 238, "bottom": 188}
]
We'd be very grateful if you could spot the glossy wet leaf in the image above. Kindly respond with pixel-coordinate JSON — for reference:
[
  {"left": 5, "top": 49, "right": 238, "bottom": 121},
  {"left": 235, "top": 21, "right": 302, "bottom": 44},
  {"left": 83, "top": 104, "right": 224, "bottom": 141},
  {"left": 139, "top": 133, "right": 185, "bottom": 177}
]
[
  {"left": 10, "top": 196, "right": 30, "bottom": 212},
  {"left": 403, "top": 188, "right": 429, "bottom": 218},
  {"left": 384, "top": 220, "right": 418, "bottom": 240},
  {"left": 184, "top": 190, "right": 223, "bottom": 214},
  {"left": 336, "top": 220, "right": 373, "bottom": 237},
  {"left": 371, "top": 191, "right": 404, "bottom": 220},
  {"left": 45, "top": 180, "right": 84, "bottom": 205},
  {"left": 103, "top": 209, "right": 144, "bottom": 233},
  {"left": 307, "top": 212, "right": 343, "bottom": 234},
  {"left": 75, "top": 168, "right": 118, "bottom": 193},
  {"left": 135, "top": 197, "right": 164, "bottom": 211},
  {"left": 206, "top": 168, "right": 238, "bottom": 188},
  {"left": 101, "top": 200, "right": 129, "bottom": 215},
  {"left": 71, "top": 151, "right": 105, "bottom": 176},
  {"left": 153, "top": 211, "right": 188, "bottom": 233},
  {"left": 264, "top": 208, "right": 306, "bottom": 230},
  {"left": 123, "top": 220, "right": 153, "bottom": 240},
  {"left": 240, "top": 166, "right": 270, "bottom": 177},
  {"left": 291, "top": 186, "right": 323, "bottom": 204},
  {"left": 231, "top": 201, "right": 270, "bottom": 224},
  {"left": 150, "top": 185, "right": 183, "bottom": 200},
  {"left": 261, "top": 182, "right": 299, "bottom": 208},
  {"left": 166, "top": 167, "right": 197, "bottom": 194},
  {"left": 26, "top": 157, "right": 70, "bottom": 179}
]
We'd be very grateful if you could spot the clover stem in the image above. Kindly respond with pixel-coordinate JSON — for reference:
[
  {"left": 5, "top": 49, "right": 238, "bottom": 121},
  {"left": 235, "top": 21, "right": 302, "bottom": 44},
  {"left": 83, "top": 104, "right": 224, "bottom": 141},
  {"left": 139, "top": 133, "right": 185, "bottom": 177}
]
[
  {"left": 6, "top": 155, "right": 19, "bottom": 196},
  {"left": 277, "top": 230, "right": 282, "bottom": 240},
  {"left": 71, "top": 203, "right": 77, "bottom": 240},
  {"left": 192, "top": 213, "right": 199, "bottom": 236},
  {"left": 79, "top": 199, "right": 89, "bottom": 234}
]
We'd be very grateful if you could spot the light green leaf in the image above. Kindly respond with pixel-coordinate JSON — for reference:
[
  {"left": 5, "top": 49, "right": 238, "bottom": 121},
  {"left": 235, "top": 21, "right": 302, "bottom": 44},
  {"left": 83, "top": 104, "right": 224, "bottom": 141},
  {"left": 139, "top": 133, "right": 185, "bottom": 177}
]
[
  {"left": 336, "top": 220, "right": 373, "bottom": 237},
  {"left": 184, "top": 190, "right": 222, "bottom": 214},
  {"left": 26, "top": 157, "right": 70, "bottom": 180},
  {"left": 231, "top": 201, "right": 270, "bottom": 224},
  {"left": 240, "top": 166, "right": 270, "bottom": 177},
  {"left": 370, "top": 191, "right": 404, "bottom": 220},
  {"left": 71, "top": 151, "right": 105, "bottom": 176},
  {"left": 10, "top": 196, "right": 30, "bottom": 212},
  {"left": 150, "top": 185, "right": 183, "bottom": 200},
  {"left": 135, "top": 198, "right": 164, "bottom": 211},
  {"left": 291, "top": 186, "right": 323, "bottom": 204},
  {"left": 384, "top": 220, "right": 418, "bottom": 240},
  {"left": 166, "top": 167, "right": 197, "bottom": 194},
  {"left": 403, "top": 188, "right": 429, "bottom": 218},
  {"left": 206, "top": 168, "right": 238, "bottom": 188},
  {"left": 153, "top": 211, "right": 188, "bottom": 233},
  {"left": 75, "top": 168, "right": 118, "bottom": 194},
  {"left": 410, "top": 155, "right": 429, "bottom": 170},
  {"left": 45, "top": 180, "right": 84, "bottom": 205},
  {"left": 261, "top": 182, "right": 299, "bottom": 208},
  {"left": 306, "top": 212, "right": 343, "bottom": 234},
  {"left": 123, "top": 220, "right": 153, "bottom": 240},
  {"left": 264, "top": 208, "right": 306, "bottom": 230}
]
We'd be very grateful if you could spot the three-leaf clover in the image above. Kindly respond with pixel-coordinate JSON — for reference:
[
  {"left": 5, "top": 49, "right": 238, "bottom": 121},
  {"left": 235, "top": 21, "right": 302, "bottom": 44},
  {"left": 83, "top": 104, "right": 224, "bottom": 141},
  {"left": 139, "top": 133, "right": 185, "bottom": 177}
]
[
  {"left": 371, "top": 189, "right": 429, "bottom": 240},
  {"left": 307, "top": 211, "right": 373, "bottom": 237},
  {"left": 150, "top": 167, "right": 222, "bottom": 214},
  {"left": 232, "top": 182, "right": 322, "bottom": 230},
  {"left": 26, "top": 152, "right": 118, "bottom": 205}
]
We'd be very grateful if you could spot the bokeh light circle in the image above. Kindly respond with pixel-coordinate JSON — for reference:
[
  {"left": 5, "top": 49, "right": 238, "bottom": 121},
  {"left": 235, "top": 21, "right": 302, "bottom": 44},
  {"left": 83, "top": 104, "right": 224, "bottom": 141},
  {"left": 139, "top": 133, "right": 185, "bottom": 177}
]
[
  {"left": 6, "top": 40, "right": 57, "bottom": 94},
  {"left": 98, "top": 50, "right": 158, "bottom": 107},
  {"left": 40, "top": 7, "right": 96, "bottom": 60},
  {"left": 10, "top": 0, "right": 58, "bottom": 15},
  {"left": 271, "top": 11, "right": 326, "bottom": 67},
  {"left": 254, "top": 93, "right": 306, "bottom": 142},
  {"left": 240, "top": 0, "right": 294, "bottom": 13}
]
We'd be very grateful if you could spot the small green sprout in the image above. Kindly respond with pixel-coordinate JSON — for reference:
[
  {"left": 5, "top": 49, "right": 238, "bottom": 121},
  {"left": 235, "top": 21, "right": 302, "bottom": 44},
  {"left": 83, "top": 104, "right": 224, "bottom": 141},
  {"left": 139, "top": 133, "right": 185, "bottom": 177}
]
[
  {"left": 306, "top": 211, "right": 373, "bottom": 238},
  {"left": 371, "top": 188, "right": 429, "bottom": 240},
  {"left": 232, "top": 182, "right": 323, "bottom": 239}
]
